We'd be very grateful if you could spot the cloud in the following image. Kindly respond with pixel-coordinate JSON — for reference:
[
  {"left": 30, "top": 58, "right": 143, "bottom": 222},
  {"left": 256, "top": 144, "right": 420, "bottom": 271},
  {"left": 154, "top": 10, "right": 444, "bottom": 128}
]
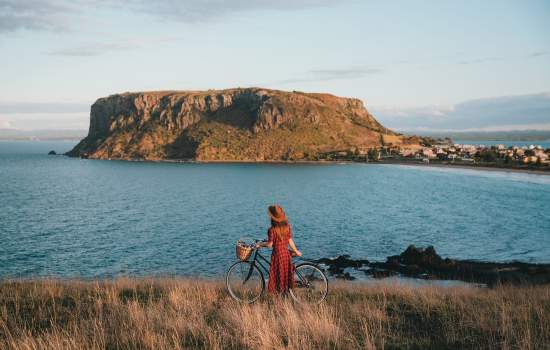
[
  {"left": 457, "top": 51, "right": 549, "bottom": 65},
  {"left": 47, "top": 42, "right": 137, "bottom": 57},
  {"left": 0, "top": 0, "right": 346, "bottom": 33},
  {"left": 0, "top": 101, "right": 89, "bottom": 114},
  {"left": 46, "top": 36, "right": 183, "bottom": 57},
  {"left": 271, "top": 67, "right": 383, "bottom": 85},
  {"left": 457, "top": 57, "right": 504, "bottom": 65},
  {"left": 0, "top": 118, "right": 13, "bottom": 128},
  {"left": 0, "top": 101, "right": 89, "bottom": 130},
  {"left": 0, "top": 112, "right": 89, "bottom": 130},
  {"left": 107, "top": 0, "right": 345, "bottom": 22},
  {"left": 371, "top": 92, "right": 550, "bottom": 132},
  {"left": 308, "top": 68, "right": 383, "bottom": 81},
  {"left": 530, "top": 50, "right": 548, "bottom": 57},
  {"left": 0, "top": 0, "right": 71, "bottom": 32}
]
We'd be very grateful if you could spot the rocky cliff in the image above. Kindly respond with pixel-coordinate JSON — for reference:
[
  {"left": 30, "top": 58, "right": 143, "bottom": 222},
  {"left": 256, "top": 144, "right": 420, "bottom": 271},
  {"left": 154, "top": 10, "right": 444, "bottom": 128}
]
[{"left": 67, "top": 88, "right": 418, "bottom": 161}]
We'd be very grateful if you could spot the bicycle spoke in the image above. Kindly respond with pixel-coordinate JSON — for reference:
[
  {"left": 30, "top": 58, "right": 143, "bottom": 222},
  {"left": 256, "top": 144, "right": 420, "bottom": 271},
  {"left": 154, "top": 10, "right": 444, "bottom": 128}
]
[
  {"left": 226, "top": 261, "right": 264, "bottom": 303},
  {"left": 290, "top": 263, "right": 328, "bottom": 304}
]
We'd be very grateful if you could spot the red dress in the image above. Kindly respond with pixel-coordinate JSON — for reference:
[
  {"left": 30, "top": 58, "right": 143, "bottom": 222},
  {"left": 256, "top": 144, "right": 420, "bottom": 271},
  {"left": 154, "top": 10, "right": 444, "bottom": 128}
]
[{"left": 267, "top": 224, "right": 295, "bottom": 294}]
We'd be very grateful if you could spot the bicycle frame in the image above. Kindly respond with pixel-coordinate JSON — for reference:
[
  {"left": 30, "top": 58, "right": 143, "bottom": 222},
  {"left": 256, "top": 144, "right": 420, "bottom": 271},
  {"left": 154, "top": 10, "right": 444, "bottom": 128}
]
[
  {"left": 227, "top": 247, "right": 328, "bottom": 304},
  {"left": 243, "top": 249, "right": 314, "bottom": 289},
  {"left": 244, "top": 249, "right": 271, "bottom": 282}
]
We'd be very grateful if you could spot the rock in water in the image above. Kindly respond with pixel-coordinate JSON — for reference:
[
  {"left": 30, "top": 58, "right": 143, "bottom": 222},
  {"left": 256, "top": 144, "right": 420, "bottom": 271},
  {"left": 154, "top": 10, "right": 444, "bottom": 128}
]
[
  {"left": 48, "top": 150, "right": 56, "bottom": 155},
  {"left": 66, "top": 88, "right": 422, "bottom": 161},
  {"left": 399, "top": 245, "right": 443, "bottom": 266},
  {"left": 374, "top": 245, "right": 550, "bottom": 285}
]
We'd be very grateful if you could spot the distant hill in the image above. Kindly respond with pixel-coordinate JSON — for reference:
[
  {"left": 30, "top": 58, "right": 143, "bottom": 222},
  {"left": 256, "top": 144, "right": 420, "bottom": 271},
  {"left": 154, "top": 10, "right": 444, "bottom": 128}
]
[
  {"left": 415, "top": 130, "right": 550, "bottom": 142},
  {"left": 67, "top": 88, "right": 421, "bottom": 161},
  {"left": 0, "top": 129, "right": 86, "bottom": 141}
]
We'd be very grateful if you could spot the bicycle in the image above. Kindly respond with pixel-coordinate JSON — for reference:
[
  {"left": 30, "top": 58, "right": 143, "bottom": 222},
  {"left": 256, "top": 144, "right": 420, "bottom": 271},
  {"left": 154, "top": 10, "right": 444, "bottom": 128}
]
[{"left": 226, "top": 240, "right": 329, "bottom": 304}]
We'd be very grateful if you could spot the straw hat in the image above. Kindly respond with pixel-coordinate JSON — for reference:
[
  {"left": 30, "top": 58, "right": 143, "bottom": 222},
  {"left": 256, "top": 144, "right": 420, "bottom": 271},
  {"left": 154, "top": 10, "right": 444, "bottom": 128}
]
[{"left": 268, "top": 205, "right": 287, "bottom": 223}]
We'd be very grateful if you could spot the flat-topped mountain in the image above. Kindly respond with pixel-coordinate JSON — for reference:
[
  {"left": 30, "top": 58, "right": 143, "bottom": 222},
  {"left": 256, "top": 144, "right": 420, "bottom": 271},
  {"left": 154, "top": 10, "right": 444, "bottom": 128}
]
[{"left": 67, "top": 88, "right": 420, "bottom": 161}]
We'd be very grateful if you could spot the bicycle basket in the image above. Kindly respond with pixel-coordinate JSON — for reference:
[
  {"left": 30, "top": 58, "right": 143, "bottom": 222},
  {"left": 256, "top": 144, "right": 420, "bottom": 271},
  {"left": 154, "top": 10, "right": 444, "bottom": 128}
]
[{"left": 236, "top": 241, "right": 253, "bottom": 261}]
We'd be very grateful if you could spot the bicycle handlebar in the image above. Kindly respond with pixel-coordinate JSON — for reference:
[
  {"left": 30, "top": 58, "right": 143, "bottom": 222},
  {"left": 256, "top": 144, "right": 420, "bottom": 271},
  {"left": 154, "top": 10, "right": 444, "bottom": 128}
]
[{"left": 245, "top": 239, "right": 307, "bottom": 260}]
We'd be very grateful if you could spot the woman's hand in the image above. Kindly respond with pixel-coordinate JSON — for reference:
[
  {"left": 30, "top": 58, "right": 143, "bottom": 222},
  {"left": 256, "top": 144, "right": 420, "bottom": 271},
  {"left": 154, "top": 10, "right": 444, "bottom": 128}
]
[
  {"left": 288, "top": 239, "right": 301, "bottom": 257},
  {"left": 291, "top": 250, "right": 302, "bottom": 257}
]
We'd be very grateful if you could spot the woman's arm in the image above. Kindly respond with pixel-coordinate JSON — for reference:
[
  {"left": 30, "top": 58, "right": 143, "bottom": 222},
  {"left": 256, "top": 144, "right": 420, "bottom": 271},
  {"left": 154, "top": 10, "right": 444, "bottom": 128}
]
[
  {"left": 289, "top": 239, "right": 301, "bottom": 257},
  {"left": 256, "top": 229, "right": 274, "bottom": 249},
  {"left": 256, "top": 240, "right": 273, "bottom": 248}
]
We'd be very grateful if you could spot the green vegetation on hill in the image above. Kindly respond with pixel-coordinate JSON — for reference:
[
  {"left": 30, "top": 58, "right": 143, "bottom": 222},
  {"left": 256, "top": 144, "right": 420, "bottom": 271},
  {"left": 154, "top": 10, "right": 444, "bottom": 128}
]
[{"left": 67, "top": 88, "right": 420, "bottom": 161}]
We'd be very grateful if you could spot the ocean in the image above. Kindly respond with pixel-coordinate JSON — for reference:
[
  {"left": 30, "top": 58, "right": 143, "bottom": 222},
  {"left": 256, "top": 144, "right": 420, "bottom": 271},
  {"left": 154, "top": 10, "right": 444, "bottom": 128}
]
[{"left": 1, "top": 141, "right": 549, "bottom": 279}]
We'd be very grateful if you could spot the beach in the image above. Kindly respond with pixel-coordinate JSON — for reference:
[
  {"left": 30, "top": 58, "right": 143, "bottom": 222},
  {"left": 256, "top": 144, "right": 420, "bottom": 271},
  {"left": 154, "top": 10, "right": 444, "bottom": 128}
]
[
  {"left": 75, "top": 157, "right": 550, "bottom": 176},
  {"left": 382, "top": 160, "right": 550, "bottom": 176}
]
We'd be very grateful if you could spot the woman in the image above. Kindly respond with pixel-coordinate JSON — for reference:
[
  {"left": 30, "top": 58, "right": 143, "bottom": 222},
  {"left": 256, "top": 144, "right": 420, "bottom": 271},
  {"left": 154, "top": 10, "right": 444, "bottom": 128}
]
[{"left": 256, "top": 205, "right": 302, "bottom": 294}]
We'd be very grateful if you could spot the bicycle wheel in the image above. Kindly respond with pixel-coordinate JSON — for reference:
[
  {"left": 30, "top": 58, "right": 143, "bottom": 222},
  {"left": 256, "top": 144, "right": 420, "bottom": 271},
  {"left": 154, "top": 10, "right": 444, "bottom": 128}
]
[
  {"left": 226, "top": 261, "right": 265, "bottom": 303},
  {"left": 290, "top": 263, "right": 328, "bottom": 304}
]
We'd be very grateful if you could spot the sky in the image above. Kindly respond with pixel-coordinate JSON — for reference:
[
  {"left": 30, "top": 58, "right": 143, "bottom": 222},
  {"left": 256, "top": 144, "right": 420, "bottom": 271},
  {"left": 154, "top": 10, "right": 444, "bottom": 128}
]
[{"left": 0, "top": 0, "right": 549, "bottom": 131}]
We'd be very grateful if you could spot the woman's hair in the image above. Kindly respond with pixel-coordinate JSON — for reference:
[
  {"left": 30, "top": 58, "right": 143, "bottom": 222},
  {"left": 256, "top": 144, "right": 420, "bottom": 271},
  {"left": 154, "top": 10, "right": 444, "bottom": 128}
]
[{"left": 271, "top": 218, "right": 289, "bottom": 227}]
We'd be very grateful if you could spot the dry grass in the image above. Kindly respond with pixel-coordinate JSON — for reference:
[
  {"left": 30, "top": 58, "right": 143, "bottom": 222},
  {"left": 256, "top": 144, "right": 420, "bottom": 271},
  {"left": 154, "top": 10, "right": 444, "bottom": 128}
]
[{"left": 0, "top": 278, "right": 548, "bottom": 350}]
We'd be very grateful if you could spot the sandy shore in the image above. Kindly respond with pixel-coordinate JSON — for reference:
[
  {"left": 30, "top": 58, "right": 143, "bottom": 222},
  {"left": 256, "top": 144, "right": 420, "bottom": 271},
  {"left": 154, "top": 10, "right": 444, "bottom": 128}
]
[
  {"left": 380, "top": 161, "right": 550, "bottom": 176},
  {"left": 80, "top": 156, "right": 550, "bottom": 175}
]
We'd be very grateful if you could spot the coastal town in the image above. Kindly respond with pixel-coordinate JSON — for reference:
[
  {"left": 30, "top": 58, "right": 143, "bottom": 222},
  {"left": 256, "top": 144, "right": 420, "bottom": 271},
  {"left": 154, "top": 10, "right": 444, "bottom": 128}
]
[{"left": 321, "top": 140, "right": 550, "bottom": 171}]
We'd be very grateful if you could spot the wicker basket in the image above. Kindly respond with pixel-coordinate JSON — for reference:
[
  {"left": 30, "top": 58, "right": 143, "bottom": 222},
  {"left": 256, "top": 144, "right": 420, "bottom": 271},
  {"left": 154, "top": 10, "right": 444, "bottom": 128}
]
[{"left": 236, "top": 241, "right": 253, "bottom": 261}]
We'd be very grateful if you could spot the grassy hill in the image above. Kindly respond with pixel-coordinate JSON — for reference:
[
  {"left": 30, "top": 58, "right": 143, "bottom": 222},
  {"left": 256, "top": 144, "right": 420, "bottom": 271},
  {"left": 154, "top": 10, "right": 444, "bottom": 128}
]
[{"left": 1, "top": 278, "right": 548, "bottom": 349}]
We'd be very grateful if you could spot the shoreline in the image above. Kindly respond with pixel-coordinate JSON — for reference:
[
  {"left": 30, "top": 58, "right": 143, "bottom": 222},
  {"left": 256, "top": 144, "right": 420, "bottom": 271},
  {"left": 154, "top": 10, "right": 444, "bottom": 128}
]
[
  {"left": 380, "top": 160, "right": 550, "bottom": 176},
  {"left": 6, "top": 246, "right": 546, "bottom": 287},
  {"left": 71, "top": 155, "right": 550, "bottom": 175}
]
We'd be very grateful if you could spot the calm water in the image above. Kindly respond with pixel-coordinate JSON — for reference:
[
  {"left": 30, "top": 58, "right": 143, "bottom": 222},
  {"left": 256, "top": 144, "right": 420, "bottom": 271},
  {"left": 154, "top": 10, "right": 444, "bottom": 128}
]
[{"left": 1, "top": 141, "right": 550, "bottom": 279}]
